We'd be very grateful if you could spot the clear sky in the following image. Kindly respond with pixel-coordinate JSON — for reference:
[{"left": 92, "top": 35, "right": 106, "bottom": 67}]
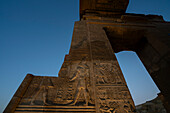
[{"left": 0, "top": 0, "right": 170, "bottom": 112}]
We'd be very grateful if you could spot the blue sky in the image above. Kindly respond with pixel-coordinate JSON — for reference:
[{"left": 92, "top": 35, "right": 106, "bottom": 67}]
[{"left": 0, "top": 0, "right": 170, "bottom": 112}]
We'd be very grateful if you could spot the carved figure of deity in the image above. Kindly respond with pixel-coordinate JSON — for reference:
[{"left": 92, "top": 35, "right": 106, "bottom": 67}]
[{"left": 70, "top": 61, "right": 90, "bottom": 106}]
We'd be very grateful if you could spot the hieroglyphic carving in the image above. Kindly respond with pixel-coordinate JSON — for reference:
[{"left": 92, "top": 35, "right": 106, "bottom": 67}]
[
  {"left": 53, "top": 78, "right": 74, "bottom": 105},
  {"left": 97, "top": 87, "right": 131, "bottom": 100},
  {"left": 97, "top": 87, "right": 135, "bottom": 113},
  {"left": 93, "top": 61, "right": 132, "bottom": 112},
  {"left": 94, "top": 62, "right": 124, "bottom": 85}
]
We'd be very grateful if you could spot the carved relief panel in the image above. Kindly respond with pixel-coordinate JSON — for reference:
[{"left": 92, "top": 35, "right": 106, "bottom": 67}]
[
  {"left": 96, "top": 86, "right": 136, "bottom": 113},
  {"left": 54, "top": 57, "right": 95, "bottom": 106},
  {"left": 19, "top": 58, "right": 95, "bottom": 106},
  {"left": 94, "top": 61, "right": 125, "bottom": 85},
  {"left": 93, "top": 61, "right": 136, "bottom": 113}
]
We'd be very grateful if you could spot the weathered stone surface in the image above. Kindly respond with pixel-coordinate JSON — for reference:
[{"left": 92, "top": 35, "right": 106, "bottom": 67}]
[
  {"left": 80, "top": 0, "right": 129, "bottom": 18},
  {"left": 4, "top": 0, "right": 170, "bottom": 112}
]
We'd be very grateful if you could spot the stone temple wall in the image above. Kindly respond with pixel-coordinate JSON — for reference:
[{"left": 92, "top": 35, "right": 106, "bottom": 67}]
[{"left": 4, "top": 0, "right": 170, "bottom": 112}]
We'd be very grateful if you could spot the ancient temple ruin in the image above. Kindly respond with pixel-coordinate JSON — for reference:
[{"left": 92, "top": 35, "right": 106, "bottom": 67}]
[{"left": 4, "top": 0, "right": 170, "bottom": 113}]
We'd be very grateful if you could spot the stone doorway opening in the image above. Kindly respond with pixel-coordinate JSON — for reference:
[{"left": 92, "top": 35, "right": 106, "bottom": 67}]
[
  {"left": 104, "top": 26, "right": 169, "bottom": 111},
  {"left": 115, "top": 51, "right": 160, "bottom": 105},
  {"left": 103, "top": 26, "right": 161, "bottom": 104}
]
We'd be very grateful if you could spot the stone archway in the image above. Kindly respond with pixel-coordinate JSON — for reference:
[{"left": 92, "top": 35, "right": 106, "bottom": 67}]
[{"left": 104, "top": 26, "right": 170, "bottom": 112}]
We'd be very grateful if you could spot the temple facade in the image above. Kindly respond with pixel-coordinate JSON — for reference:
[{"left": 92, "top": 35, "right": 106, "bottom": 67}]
[{"left": 4, "top": 0, "right": 170, "bottom": 113}]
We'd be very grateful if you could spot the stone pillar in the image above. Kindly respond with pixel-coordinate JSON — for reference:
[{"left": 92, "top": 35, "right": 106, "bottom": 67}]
[{"left": 136, "top": 33, "right": 170, "bottom": 112}]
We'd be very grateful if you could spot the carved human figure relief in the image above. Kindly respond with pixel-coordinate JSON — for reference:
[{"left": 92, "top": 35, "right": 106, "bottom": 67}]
[
  {"left": 69, "top": 60, "right": 90, "bottom": 106},
  {"left": 30, "top": 78, "right": 54, "bottom": 105}
]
